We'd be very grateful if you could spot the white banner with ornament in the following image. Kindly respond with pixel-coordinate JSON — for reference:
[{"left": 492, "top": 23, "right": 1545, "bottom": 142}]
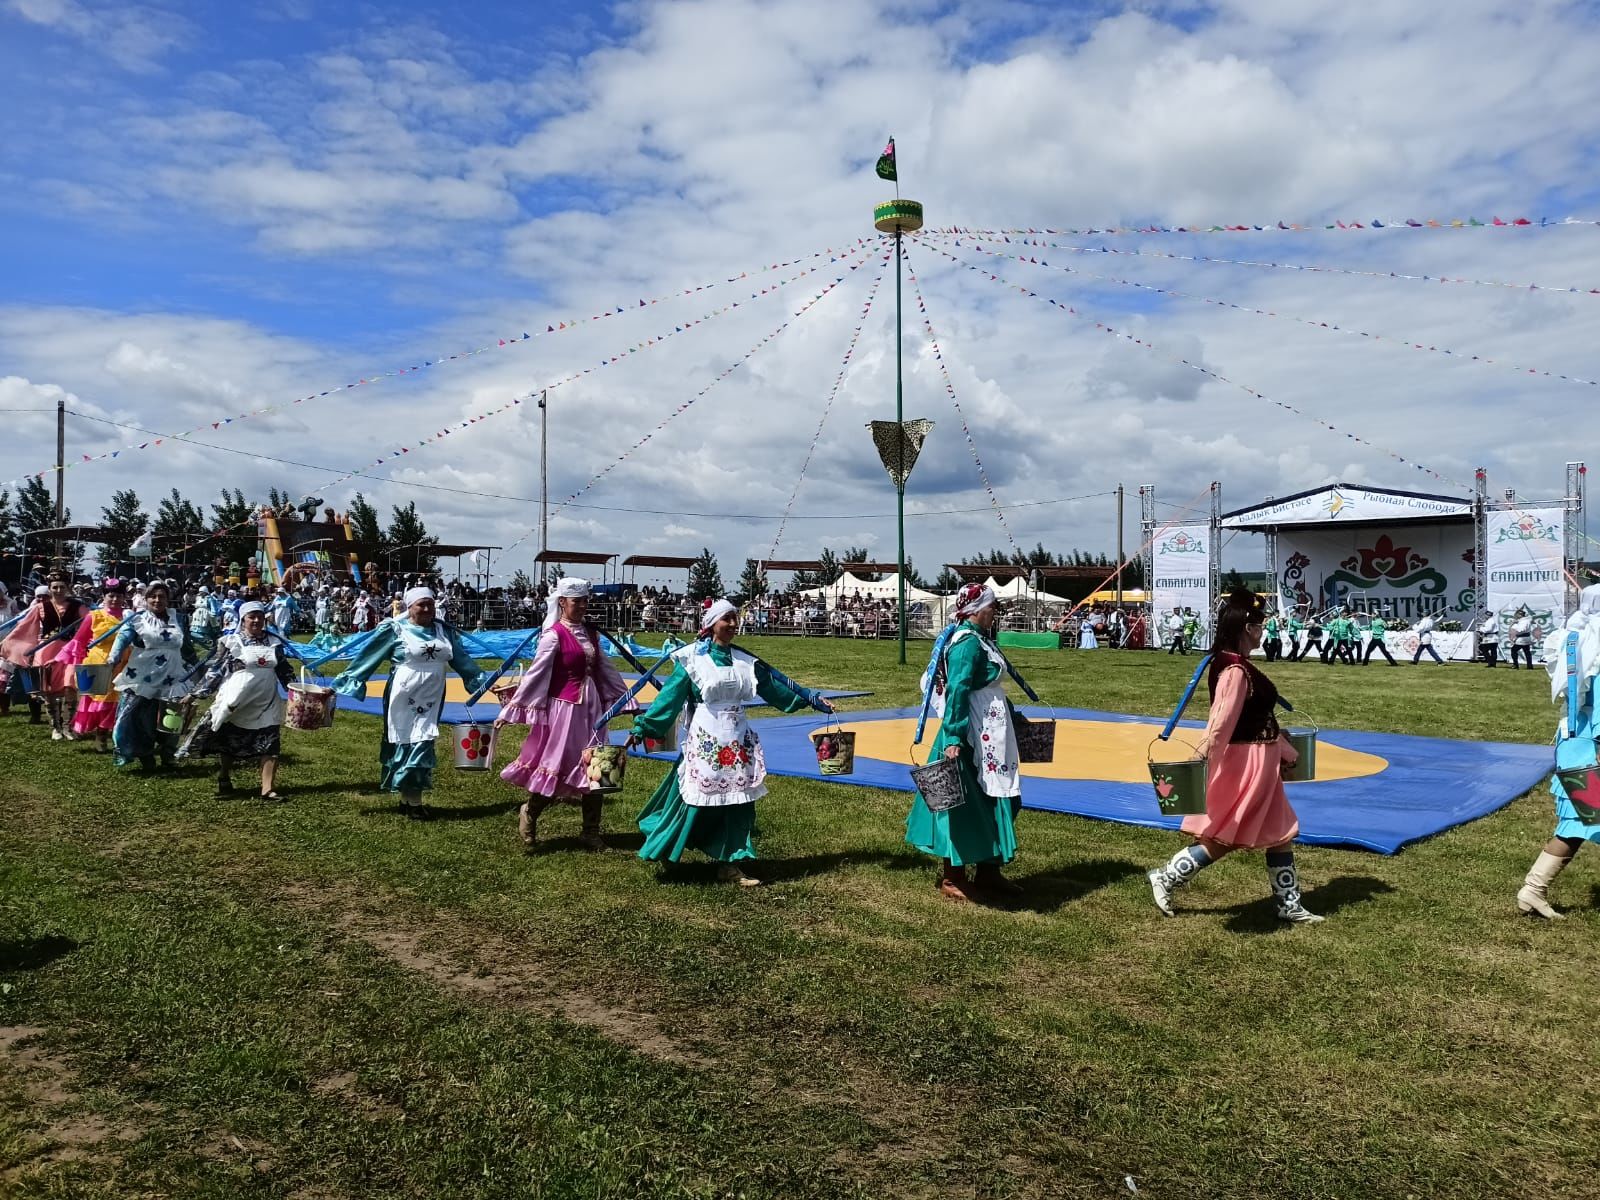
[
  {"left": 1485, "top": 508, "right": 1567, "bottom": 627},
  {"left": 1150, "top": 525, "right": 1211, "bottom": 647}
]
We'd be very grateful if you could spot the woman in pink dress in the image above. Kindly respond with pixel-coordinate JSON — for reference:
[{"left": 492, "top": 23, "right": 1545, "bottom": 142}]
[
  {"left": 65, "top": 578, "right": 129, "bottom": 751},
  {"left": 496, "top": 578, "right": 634, "bottom": 852},
  {"left": 1145, "top": 589, "right": 1323, "bottom": 924},
  {"left": 1, "top": 573, "right": 91, "bottom": 740}
]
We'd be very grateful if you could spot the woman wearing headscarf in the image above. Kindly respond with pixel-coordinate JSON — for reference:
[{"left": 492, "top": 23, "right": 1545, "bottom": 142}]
[
  {"left": 908, "top": 583, "right": 1033, "bottom": 902},
  {"left": 331, "top": 586, "right": 489, "bottom": 820},
  {"left": 1144, "top": 589, "right": 1322, "bottom": 924},
  {"left": 1, "top": 572, "right": 91, "bottom": 739},
  {"left": 496, "top": 578, "right": 635, "bottom": 851},
  {"left": 631, "top": 598, "right": 832, "bottom": 885},
  {"left": 64, "top": 578, "right": 130, "bottom": 752},
  {"left": 189, "top": 601, "right": 294, "bottom": 800},
  {"left": 1515, "top": 583, "right": 1600, "bottom": 918},
  {"left": 109, "top": 580, "right": 199, "bottom": 770}
]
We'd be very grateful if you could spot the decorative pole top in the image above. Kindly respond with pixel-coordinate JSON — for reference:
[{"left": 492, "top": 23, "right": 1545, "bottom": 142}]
[{"left": 874, "top": 199, "right": 923, "bottom": 234}]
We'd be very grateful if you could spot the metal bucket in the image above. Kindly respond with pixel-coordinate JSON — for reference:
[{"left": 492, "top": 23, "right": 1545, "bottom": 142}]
[
  {"left": 1147, "top": 739, "right": 1208, "bottom": 816},
  {"left": 1013, "top": 715, "right": 1057, "bottom": 764},
  {"left": 492, "top": 677, "right": 523, "bottom": 706},
  {"left": 1281, "top": 728, "right": 1318, "bottom": 782},
  {"left": 811, "top": 728, "right": 856, "bottom": 776},
  {"left": 159, "top": 698, "right": 195, "bottom": 737},
  {"left": 75, "top": 662, "right": 115, "bottom": 695},
  {"left": 641, "top": 720, "right": 681, "bottom": 755},
  {"left": 587, "top": 742, "right": 628, "bottom": 794},
  {"left": 453, "top": 721, "right": 499, "bottom": 770},
  {"left": 1557, "top": 765, "right": 1600, "bottom": 825},
  {"left": 911, "top": 754, "right": 965, "bottom": 812},
  {"left": 285, "top": 682, "right": 337, "bottom": 731},
  {"left": 17, "top": 666, "right": 41, "bottom": 694}
]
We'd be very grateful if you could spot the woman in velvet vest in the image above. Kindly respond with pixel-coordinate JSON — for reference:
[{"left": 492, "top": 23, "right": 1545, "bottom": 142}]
[
  {"left": 497, "top": 577, "right": 634, "bottom": 852},
  {"left": 1145, "top": 588, "right": 1323, "bottom": 924}
]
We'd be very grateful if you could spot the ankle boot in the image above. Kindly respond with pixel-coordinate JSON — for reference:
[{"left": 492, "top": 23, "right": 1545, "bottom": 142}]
[
  {"left": 1148, "top": 845, "right": 1211, "bottom": 916},
  {"left": 1268, "top": 853, "right": 1324, "bottom": 924},
  {"left": 518, "top": 797, "right": 551, "bottom": 849},
  {"left": 1517, "top": 850, "right": 1571, "bottom": 919},
  {"left": 578, "top": 796, "right": 606, "bottom": 851}
]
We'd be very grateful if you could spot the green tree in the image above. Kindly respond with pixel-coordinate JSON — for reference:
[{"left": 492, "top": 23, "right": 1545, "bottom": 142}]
[
  {"left": 0, "top": 488, "right": 12, "bottom": 558},
  {"left": 348, "top": 493, "right": 386, "bottom": 551},
  {"left": 838, "top": 546, "right": 876, "bottom": 581},
  {"left": 99, "top": 489, "right": 150, "bottom": 563},
  {"left": 901, "top": 557, "right": 928, "bottom": 589},
  {"left": 152, "top": 489, "right": 206, "bottom": 539},
  {"left": 211, "top": 487, "right": 257, "bottom": 564},
  {"left": 686, "top": 547, "right": 723, "bottom": 601},
  {"left": 267, "top": 487, "right": 295, "bottom": 512},
  {"left": 735, "top": 558, "right": 766, "bottom": 601},
  {"left": 385, "top": 502, "right": 437, "bottom": 572},
  {"left": 15, "top": 477, "right": 56, "bottom": 537},
  {"left": 815, "top": 547, "right": 842, "bottom": 586},
  {"left": 507, "top": 569, "right": 534, "bottom": 593}
]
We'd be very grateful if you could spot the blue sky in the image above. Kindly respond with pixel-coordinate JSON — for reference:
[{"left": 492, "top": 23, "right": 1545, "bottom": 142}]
[{"left": 2, "top": 0, "right": 1599, "bottom": 580}]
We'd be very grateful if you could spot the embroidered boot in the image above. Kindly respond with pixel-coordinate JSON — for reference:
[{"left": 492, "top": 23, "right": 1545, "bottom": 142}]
[
  {"left": 1516, "top": 850, "right": 1572, "bottom": 919},
  {"left": 578, "top": 796, "right": 607, "bottom": 852},
  {"left": 1148, "top": 845, "right": 1211, "bottom": 916},
  {"left": 1267, "top": 852, "right": 1324, "bottom": 924},
  {"left": 47, "top": 697, "right": 65, "bottom": 740}
]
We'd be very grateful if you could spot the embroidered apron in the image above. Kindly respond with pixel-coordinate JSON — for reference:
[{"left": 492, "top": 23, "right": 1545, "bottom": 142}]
[
  {"left": 211, "top": 637, "right": 284, "bottom": 730},
  {"left": 678, "top": 650, "right": 767, "bottom": 807},
  {"left": 937, "top": 628, "right": 1020, "bottom": 799},
  {"left": 387, "top": 622, "right": 452, "bottom": 746}
]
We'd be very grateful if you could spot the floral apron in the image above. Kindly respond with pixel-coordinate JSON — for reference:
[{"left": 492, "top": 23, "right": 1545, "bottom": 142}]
[
  {"left": 387, "top": 621, "right": 453, "bottom": 745},
  {"left": 678, "top": 649, "right": 767, "bottom": 807}
]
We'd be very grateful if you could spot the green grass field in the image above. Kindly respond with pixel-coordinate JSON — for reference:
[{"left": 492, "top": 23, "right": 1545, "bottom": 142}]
[{"left": 2, "top": 640, "right": 1595, "bottom": 1199}]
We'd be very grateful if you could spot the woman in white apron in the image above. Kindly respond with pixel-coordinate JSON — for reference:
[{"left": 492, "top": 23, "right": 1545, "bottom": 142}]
[
  {"left": 108, "top": 580, "right": 199, "bottom": 770},
  {"left": 189, "top": 602, "right": 294, "bottom": 799},
  {"left": 908, "top": 584, "right": 1027, "bottom": 902},
  {"left": 631, "top": 598, "right": 833, "bottom": 885},
  {"left": 332, "top": 586, "right": 489, "bottom": 820}
]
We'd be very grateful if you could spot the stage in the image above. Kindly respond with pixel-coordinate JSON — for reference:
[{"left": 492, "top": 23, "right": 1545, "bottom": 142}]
[{"left": 639, "top": 705, "right": 1552, "bottom": 855}]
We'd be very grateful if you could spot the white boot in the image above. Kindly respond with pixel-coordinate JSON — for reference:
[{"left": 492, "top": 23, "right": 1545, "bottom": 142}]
[
  {"left": 1268, "top": 856, "right": 1324, "bottom": 924},
  {"left": 1516, "top": 850, "right": 1571, "bottom": 919},
  {"left": 1148, "top": 845, "right": 1210, "bottom": 917}
]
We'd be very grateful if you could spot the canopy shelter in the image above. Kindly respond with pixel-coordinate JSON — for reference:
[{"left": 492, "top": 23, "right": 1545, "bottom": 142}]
[
  {"left": 23, "top": 524, "right": 115, "bottom": 544},
  {"left": 756, "top": 560, "right": 902, "bottom": 580},
  {"left": 797, "top": 570, "right": 940, "bottom": 606},
  {"left": 536, "top": 549, "right": 619, "bottom": 583},
  {"left": 945, "top": 563, "right": 1109, "bottom": 603},
  {"left": 1221, "top": 482, "right": 1472, "bottom": 531},
  {"left": 622, "top": 554, "right": 696, "bottom": 587}
]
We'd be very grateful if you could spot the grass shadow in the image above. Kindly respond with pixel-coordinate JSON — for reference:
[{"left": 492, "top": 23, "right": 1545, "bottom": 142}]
[
  {"left": 1219, "top": 874, "right": 1397, "bottom": 934},
  {"left": 0, "top": 933, "right": 78, "bottom": 972},
  {"left": 1009, "top": 858, "right": 1144, "bottom": 914},
  {"left": 654, "top": 849, "right": 923, "bottom": 887}
]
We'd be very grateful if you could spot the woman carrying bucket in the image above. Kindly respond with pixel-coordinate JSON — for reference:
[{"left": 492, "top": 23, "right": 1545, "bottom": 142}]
[
  {"left": 495, "top": 577, "right": 636, "bottom": 851},
  {"left": 188, "top": 602, "right": 295, "bottom": 800},
  {"left": 64, "top": 578, "right": 129, "bottom": 753},
  {"left": 108, "top": 580, "right": 200, "bottom": 771},
  {"left": 1513, "top": 582, "right": 1600, "bottom": 918},
  {"left": 907, "top": 583, "right": 1034, "bottom": 903},
  {"left": 3, "top": 574, "right": 92, "bottom": 739},
  {"left": 631, "top": 598, "right": 833, "bottom": 886},
  {"left": 1145, "top": 589, "right": 1322, "bottom": 924},
  {"left": 331, "top": 586, "right": 489, "bottom": 821}
]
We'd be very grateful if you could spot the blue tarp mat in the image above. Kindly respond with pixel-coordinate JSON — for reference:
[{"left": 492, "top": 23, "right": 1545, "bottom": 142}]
[{"left": 631, "top": 705, "right": 1551, "bottom": 855}]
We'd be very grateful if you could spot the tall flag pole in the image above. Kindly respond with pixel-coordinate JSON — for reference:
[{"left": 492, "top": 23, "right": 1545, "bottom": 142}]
[{"left": 872, "top": 137, "right": 925, "bottom": 666}]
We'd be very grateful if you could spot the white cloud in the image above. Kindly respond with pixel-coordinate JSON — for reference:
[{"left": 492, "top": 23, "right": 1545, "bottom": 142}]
[{"left": 5, "top": 0, "right": 189, "bottom": 72}]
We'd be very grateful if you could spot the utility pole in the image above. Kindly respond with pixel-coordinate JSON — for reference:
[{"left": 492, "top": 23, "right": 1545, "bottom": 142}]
[
  {"left": 1115, "top": 483, "right": 1125, "bottom": 608},
  {"left": 54, "top": 398, "right": 65, "bottom": 561},
  {"left": 538, "top": 388, "right": 549, "bottom": 572}
]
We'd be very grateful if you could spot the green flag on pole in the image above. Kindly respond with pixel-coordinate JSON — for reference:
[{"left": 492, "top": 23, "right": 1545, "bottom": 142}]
[{"left": 875, "top": 136, "right": 896, "bottom": 181}]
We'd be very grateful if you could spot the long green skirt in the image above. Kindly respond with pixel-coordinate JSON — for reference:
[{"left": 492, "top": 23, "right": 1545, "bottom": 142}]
[
  {"left": 637, "top": 770, "right": 757, "bottom": 864},
  {"left": 380, "top": 738, "right": 436, "bottom": 793},
  {"left": 904, "top": 751, "right": 1020, "bottom": 867}
]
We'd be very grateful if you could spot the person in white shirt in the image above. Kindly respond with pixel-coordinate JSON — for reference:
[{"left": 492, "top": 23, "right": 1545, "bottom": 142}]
[
  {"left": 1476, "top": 611, "right": 1500, "bottom": 668},
  {"left": 1411, "top": 613, "right": 1444, "bottom": 664},
  {"left": 1509, "top": 608, "right": 1536, "bottom": 670},
  {"left": 1164, "top": 609, "right": 1187, "bottom": 655}
]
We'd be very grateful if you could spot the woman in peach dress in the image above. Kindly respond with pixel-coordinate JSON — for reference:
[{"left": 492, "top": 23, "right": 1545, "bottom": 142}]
[{"left": 1145, "top": 588, "right": 1323, "bottom": 924}]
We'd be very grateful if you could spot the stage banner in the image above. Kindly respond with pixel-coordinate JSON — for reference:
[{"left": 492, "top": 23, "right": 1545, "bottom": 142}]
[
  {"left": 1151, "top": 525, "right": 1211, "bottom": 645},
  {"left": 1485, "top": 507, "right": 1567, "bottom": 628},
  {"left": 1223, "top": 485, "right": 1472, "bottom": 528},
  {"left": 1278, "top": 524, "right": 1476, "bottom": 624}
]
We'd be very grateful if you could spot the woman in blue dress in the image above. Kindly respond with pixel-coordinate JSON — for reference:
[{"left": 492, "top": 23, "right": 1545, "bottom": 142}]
[{"left": 1517, "top": 583, "right": 1600, "bottom": 917}]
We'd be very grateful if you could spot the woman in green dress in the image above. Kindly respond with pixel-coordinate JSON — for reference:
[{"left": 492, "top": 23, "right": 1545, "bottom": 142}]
[
  {"left": 908, "top": 583, "right": 1030, "bottom": 902},
  {"left": 631, "top": 598, "right": 833, "bottom": 885}
]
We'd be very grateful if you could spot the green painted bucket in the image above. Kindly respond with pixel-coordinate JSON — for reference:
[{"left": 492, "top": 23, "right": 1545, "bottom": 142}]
[
  {"left": 1282, "top": 728, "right": 1318, "bottom": 782},
  {"left": 586, "top": 743, "right": 628, "bottom": 794},
  {"left": 811, "top": 728, "right": 856, "bottom": 776},
  {"left": 1556, "top": 765, "right": 1600, "bottom": 825},
  {"left": 1147, "top": 739, "right": 1208, "bottom": 816}
]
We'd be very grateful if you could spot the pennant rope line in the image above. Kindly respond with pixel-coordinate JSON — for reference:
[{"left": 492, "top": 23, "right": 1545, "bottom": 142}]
[
  {"left": 10, "top": 237, "right": 868, "bottom": 486},
  {"left": 926, "top": 215, "right": 1599, "bottom": 238},
  {"left": 497, "top": 244, "right": 876, "bottom": 559},
  {"left": 932, "top": 234, "right": 1600, "bottom": 390},
  {"left": 899, "top": 243, "right": 1018, "bottom": 551},
  {"left": 934, "top": 229, "right": 1600, "bottom": 299},
  {"left": 1057, "top": 482, "right": 1220, "bottom": 626},
  {"left": 768, "top": 248, "right": 892, "bottom": 560},
  {"left": 919, "top": 240, "right": 1471, "bottom": 492}
]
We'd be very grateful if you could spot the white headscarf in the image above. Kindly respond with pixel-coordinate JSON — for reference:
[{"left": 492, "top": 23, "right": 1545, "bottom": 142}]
[
  {"left": 403, "top": 585, "right": 435, "bottom": 610},
  {"left": 699, "top": 598, "right": 738, "bottom": 634},
  {"left": 542, "top": 577, "right": 591, "bottom": 631},
  {"left": 1545, "top": 583, "right": 1600, "bottom": 702}
]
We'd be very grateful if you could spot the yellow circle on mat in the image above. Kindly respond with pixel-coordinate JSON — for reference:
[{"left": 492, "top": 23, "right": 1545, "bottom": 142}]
[
  {"left": 822, "top": 717, "right": 1388, "bottom": 784},
  {"left": 365, "top": 677, "right": 666, "bottom": 705}
]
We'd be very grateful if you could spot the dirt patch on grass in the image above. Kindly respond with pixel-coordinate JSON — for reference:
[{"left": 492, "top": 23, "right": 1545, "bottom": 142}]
[{"left": 0, "top": 1024, "right": 144, "bottom": 1180}]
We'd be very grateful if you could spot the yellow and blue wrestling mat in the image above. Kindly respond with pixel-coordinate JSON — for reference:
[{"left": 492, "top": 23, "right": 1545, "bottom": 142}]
[{"left": 641, "top": 705, "right": 1551, "bottom": 855}]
